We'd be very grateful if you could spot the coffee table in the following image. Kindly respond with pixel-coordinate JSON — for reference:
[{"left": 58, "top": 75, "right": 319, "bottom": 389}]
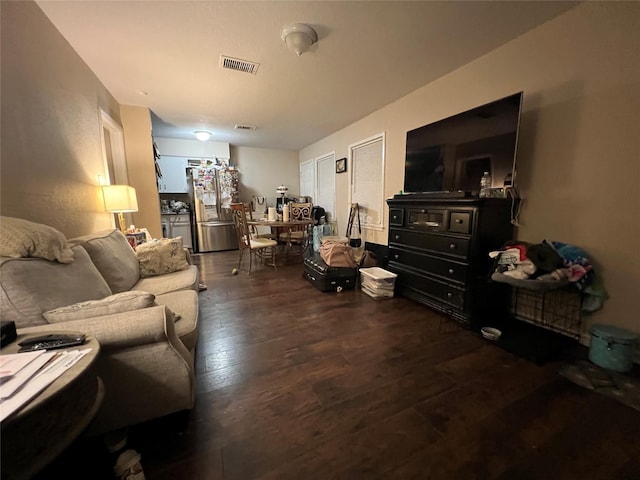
[{"left": 0, "top": 334, "right": 103, "bottom": 479}]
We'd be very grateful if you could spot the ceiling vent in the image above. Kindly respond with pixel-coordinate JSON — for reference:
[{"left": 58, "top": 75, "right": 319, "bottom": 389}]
[
  {"left": 235, "top": 124, "right": 257, "bottom": 131},
  {"left": 220, "top": 55, "right": 260, "bottom": 75}
]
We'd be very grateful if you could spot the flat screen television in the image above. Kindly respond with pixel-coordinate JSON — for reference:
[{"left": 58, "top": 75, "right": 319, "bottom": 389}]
[{"left": 403, "top": 92, "right": 523, "bottom": 196}]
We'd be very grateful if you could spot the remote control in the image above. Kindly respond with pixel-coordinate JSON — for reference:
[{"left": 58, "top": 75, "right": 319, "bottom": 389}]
[{"left": 17, "top": 334, "right": 86, "bottom": 352}]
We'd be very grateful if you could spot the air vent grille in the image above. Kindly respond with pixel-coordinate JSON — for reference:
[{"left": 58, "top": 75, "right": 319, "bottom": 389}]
[
  {"left": 220, "top": 55, "right": 259, "bottom": 75},
  {"left": 235, "top": 124, "right": 257, "bottom": 131}
]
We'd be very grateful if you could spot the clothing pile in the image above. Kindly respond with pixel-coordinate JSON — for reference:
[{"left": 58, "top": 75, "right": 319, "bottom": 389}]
[{"left": 490, "top": 240, "right": 608, "bottom": 312}]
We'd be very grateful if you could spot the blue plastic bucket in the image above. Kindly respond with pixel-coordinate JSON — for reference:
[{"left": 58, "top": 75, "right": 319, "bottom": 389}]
[{"left": 589, "top": 324, "right": 637, "bottom": 372}]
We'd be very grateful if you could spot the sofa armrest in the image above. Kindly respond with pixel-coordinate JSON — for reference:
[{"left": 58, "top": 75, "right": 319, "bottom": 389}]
[
  {"left": 18, "top": 305, "right": 177, "bottom": 351},
  {"left": 17, "top": 304, "right": 195, "bottom": 436}
]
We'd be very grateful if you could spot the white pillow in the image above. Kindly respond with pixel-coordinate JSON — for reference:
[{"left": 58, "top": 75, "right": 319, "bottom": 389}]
[
  {"left": 0, "top": 216, "right": 74, "bottom": 263},
  {"left": 135, "top": 237, "right": 189, "bottom": 278},
  {"left": 43, "top": 291, "right": 156, "bottom": 323}
]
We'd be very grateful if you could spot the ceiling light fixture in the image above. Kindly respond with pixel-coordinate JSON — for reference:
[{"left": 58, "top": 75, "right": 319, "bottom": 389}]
[
  {"left": 281, "top": 23, "right": 317, "bottom": 56},
  {"left": 194, "top": 131, "right": 212, "bottom": 141}
]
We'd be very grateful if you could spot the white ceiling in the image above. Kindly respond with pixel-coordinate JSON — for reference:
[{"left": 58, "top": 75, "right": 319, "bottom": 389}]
[{"left": 36, "top": 1, "right": 578, "bottom": 151}]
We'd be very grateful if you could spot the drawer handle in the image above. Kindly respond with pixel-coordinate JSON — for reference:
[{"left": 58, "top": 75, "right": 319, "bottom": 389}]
[
  {"left": 448, "top": 268, "right": 454, "bottom": 275},
  {"left": 449, "top": 243, "right": 457, "bottom": 250},
  {"left": 392, "top": 215, "right": 398, "bottom": 220},
  {"left": 394, "top": 235, "right": 400, "bottom": 240},
  {"left": 394, "top": 254, "right": 400, "bottom": 260},
  {"left": 447, "top": 292, "right": 453, "bottom": 299},
  {"left": 455, "top": 219, "right": 463, "bottom": 224},
  {"left": 420, "top": 209, "right": 426, "bottom": 213},
  {"left": 425, "top": 221, "right": 439, "bottom": 227}
]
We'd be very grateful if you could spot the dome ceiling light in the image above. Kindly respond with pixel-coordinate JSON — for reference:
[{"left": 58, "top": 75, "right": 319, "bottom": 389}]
[
  {"left": 194, "top": 131, "right": 212, "bottom": 141},
  {"left": 281, "top": 23, "right": 318, "bottom": 56}
]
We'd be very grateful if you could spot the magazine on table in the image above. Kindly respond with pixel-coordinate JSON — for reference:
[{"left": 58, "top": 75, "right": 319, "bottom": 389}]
[{"left": 0, "top": 349, "right": 91, "bottom": 422}]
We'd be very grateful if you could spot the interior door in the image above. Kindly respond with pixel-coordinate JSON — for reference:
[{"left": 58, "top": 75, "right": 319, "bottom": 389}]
[
  {"left": 315, "top": 153, "right": 335, "bottom": 222},
  {"left": 299, "top": 159, "right": 314, "bottom": 200}
]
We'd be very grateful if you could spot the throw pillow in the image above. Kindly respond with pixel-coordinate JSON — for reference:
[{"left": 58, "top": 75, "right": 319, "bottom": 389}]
[
  {"left": 135, "top": 237, "right": 189, "bottom": 278},
  {"left": 70, "top": 229, "right": 140, "bottom": 293},
  {"left": 43, "top": 291, "right": 156, "bottom": 323},
  {"left": 0, "top": 216, "right": 74, "bottom": 263}
]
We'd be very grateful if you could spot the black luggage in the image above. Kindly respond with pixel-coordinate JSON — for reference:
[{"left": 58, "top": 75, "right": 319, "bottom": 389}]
[{"left": 303, "top": 253, "right": 358, "bottom": 292}]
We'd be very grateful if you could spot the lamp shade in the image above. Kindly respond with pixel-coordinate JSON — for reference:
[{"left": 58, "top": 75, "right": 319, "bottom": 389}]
[{"left": 102, "top": 185, "right": 138, "bottom": 213}]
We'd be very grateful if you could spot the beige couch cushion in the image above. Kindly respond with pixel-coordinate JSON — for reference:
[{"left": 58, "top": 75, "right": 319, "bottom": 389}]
[
  {"left": 132, "top": 265, "right": 199, "bottom": 296},
  {"left": 43, "top": 291, "right": 156, "bottom": 323},
  {"left": 71, "top": 229, "right": 140, "bottom": 293},
  {"left": 0, "top": 245, "right": 112, "bottom": 327},
  {"left": 0, "top": 216, "right": 74, "bottom": 263},
  {"left": 136, "top": 237, "right": 189, "bottom": 278}
]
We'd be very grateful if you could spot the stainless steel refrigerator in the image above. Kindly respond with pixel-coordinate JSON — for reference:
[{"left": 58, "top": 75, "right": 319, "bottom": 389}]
[{"left": 191, "top": 166, "right": 238, "bottom": 252}]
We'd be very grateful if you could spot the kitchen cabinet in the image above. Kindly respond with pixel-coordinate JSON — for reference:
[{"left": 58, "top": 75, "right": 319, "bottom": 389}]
[
  {"left": 154, "top": 138, "right": 230, "bottom": 160},
  {"left": 161, "top": 213, "right": 193, "bottom": 250},
  {"left": 157, "top": 156, "right": 189, "bottom": 193}
]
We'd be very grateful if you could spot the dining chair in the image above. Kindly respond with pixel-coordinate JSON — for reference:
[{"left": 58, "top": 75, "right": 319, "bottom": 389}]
[
  {"left": 230, "top": 203, "right": 278, "bottom": 274},
  {"left": 279, "top": 202, "right": 313, "bottom": 257},
  {"left": 243, "top": 203, "right": 275, "bottom": 240}
]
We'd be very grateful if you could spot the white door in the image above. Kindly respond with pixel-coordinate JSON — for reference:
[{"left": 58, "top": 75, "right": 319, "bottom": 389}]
[
  {"left": 315, "top": 153, "right": 335, "bottom": 222},
  {"left": 299, "top": 159, "right": 314, "bottom": 201}
]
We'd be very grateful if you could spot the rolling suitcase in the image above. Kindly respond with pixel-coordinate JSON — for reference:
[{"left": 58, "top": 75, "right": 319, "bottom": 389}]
[{"left": 303, "top": 253, "right": 357, "bottom": 292}]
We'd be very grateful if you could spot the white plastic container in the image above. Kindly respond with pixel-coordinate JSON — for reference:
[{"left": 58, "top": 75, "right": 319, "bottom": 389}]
[
  {"left": 361, "top": 283, "right": 395, "bottom": 299},
  {"left": 360, "top": 267, "right": 397, "bottom": 298}
]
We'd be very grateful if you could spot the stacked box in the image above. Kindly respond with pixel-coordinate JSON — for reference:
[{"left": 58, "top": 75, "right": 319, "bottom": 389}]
[{"left": 360, "top": 267, "right": 397, "bottom": 299}]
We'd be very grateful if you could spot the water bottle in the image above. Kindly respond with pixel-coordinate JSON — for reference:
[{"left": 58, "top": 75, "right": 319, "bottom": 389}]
[{"left": 479, "top": 171, "right": 492, "bottom": 198}]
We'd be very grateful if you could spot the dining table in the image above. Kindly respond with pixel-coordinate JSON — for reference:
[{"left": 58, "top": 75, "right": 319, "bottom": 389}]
[{"left": 247, "top": 217, "right": 316, "bottom": 262}]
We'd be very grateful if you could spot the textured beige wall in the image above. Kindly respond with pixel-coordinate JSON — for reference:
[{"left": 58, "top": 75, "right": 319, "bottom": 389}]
[
  {"left": 232, "top": 145, "right": 300, "bottom": 211},
  {"left": 120, "top": 106, "right": 162, "bottom": 239},
  {"left": 1, "top": 1, "right": 121, "bottom": 238},
  {"left": 300, "top": 2, "right": 640, "bottom": 337}
]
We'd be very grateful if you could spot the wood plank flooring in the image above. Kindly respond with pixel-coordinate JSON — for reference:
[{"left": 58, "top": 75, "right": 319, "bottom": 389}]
[{"left": 36, "top": 250, "right": 640, "bottom": 479}]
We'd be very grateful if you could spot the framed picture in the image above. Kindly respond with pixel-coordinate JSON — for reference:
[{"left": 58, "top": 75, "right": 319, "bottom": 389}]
[{"left": 336, "top": 157, "right": 347, "bottom": 174}]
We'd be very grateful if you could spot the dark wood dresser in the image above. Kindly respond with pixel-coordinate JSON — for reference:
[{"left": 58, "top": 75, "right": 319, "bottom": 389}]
[{"left": 386, "top": 195, "right": 516, "bottom": 327}]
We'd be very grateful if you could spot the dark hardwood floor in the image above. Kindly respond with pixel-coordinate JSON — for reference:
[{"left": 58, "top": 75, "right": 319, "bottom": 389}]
[{"left": 37, "top": 250, "right": 640, "bottom": 479}]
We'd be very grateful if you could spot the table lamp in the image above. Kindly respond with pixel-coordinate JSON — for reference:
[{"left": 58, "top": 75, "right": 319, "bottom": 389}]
[{"left": 102, "top": 184, "right": 139, "bottom": 233}]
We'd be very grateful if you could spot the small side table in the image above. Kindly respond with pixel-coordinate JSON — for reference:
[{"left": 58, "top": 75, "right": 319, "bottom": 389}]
[{"left": 0, "top": 334, "right": 104, "bottom": 480}]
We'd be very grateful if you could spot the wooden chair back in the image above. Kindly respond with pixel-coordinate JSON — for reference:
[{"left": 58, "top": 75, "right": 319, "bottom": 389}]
[
  {"left": 289, "top": 202, "right": 313, "bottom": 220},
  {"left": 230, "top": 203, "right": 251, "bottom": 250}
]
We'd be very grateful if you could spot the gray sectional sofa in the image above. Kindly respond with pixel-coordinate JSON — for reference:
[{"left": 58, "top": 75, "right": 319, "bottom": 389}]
[{"left": 0, "top": 225, "right": 200, "bottom": 435}]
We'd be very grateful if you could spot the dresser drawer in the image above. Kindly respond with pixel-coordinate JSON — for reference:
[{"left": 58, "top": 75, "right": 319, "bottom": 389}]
[
  {"left": 389, "top": 208, "right": 404, "bottom": 227},
  {"left": 392, "top": 265, "right": 466, "bottom": 310},
  {"left": 449, "top": 211, "right": 472, "bottom": 234},
  {"left": 407, "top": 208, "right": 447, "bottom": 232},
  {"left": 389, "top": 247, "right": 467, "bottom": 284},
  {"left": 389, "top": 229, "right": 470, "bottom": 259}
]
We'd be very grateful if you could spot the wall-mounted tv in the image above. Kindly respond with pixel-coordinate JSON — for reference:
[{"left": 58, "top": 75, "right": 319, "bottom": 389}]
[{"left": 403, "top": 92, "right": 523, "bottom": 196}]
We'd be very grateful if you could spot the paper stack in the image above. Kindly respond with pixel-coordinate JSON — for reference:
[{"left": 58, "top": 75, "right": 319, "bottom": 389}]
[{"left": 0, "top": 349, "right": 91, "bottom": 422}]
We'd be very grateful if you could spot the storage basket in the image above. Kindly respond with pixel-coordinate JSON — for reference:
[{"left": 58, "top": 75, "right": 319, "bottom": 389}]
[
  {"left": 360, "top": 267, "right": 397, "bottom": 299},
  {"left": 589, "top": 324, "right": 638, "bottom": 373}
]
